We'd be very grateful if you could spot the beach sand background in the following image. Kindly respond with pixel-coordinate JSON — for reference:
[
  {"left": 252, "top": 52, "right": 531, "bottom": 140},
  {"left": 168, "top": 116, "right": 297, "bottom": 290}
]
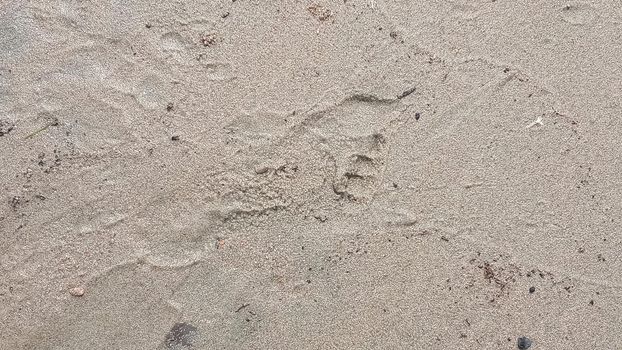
[{"left": 1, "top": 0, "right": 621, "bottom": 349}]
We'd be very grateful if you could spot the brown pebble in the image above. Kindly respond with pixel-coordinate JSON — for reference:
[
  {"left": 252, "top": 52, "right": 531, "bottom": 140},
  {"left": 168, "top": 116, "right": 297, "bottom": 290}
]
[{"left": 69, "top": 287, "right": 85, "bottom": 297}]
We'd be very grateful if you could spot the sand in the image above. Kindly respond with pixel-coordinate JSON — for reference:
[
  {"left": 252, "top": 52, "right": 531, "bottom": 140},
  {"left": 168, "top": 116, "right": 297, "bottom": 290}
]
[{"left": 1, "top": 0, "right": 621, "bottom": 349}]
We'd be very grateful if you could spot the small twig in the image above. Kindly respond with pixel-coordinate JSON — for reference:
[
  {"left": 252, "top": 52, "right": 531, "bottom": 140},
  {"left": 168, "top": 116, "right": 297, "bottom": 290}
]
[
  {"left": 397, "top": 85, "right": 417, "bottom": 100},
  {"left": 235, "top": 303, "right": 250, "bottom": 313},
  {"left": 24, "top": 118, "right": 59, "bottom": 139}
]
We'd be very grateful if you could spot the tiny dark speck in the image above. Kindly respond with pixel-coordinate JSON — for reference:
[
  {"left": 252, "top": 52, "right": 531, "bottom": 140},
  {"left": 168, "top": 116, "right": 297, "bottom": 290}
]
[
  {"left": 517, "top": 336, "right": 532, "bottom": 349},
  {"left": 529, "top": 286, "right": 536, "bottom": 294},
  {"left": 415, "top": 112, "right": 421, "bottom": 121},
  {"left": 171, "top": 135, "right": 180, "bottom": 141}
]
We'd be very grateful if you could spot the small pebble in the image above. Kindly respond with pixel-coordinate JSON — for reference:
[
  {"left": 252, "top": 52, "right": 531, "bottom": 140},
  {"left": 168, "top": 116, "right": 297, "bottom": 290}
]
[
  {"left": 69, "top": 287, "right": 85, "bottom": 297},
  {"left": 171, "top": 135, "right": 180, "bottom": 141},
  {"left": 254, "top": 166, "right": 270, "bottom": 174},
  {"left": 517, "top": 336, "right": 532, "bottom": 349},
  {"left": 529, "top": 286, "right": 536, "bottom": 293}
]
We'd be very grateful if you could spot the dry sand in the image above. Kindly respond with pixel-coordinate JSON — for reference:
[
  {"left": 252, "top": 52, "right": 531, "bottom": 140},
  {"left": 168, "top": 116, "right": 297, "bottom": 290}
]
[{"left": 1, "top": 0, "right": 622, "bottom": 349}]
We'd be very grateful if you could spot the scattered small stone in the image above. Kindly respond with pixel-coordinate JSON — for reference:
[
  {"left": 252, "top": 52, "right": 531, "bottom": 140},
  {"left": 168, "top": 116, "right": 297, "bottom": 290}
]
[
  {"left": 145, "top": 23, "right": 152, "bottom": 28},
  {"left": 589, "top": 300, "right": 594, "bottom": 306},
  {"left": 415, "top": 112, "right": 421, "bottom": 121},
  {"left": 529, "top": 286, "right": 536, "bottom": 294},
  {"left": 171, "top": 135, "right": 180, "bottom": 141},
  {"left": 69, "top": 287, "right": 85, "bottom": 297},
  {"left": 166, "top": 102, "right": 174, "bottom": 111},
  {"left": 0, "top": 119, "right": 15, "bottom": 137},
  {"left": 201, "top": 33, "right": 217, "bottom": 47},
  {"left": 517, "top": 336, "right": 532, "bottom": 349},
  {"left": 222, "top": 12, "right": 230, "bottom": 18},
  {"left": 307, "top": 4, "right": 332, "bottom": 22},
  {"left": 313, "top": 214, "right": 327, "bottom": 222},
  {"left": 9, "top": 196, "right": 21, "bottom": 210}
]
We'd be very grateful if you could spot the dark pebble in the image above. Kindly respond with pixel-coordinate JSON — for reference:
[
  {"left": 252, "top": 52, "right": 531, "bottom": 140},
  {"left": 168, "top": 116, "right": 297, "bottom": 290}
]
[
  {"left": 415, "top": 112, "right": 421, "bottom": 121},
  {"left": 171, "top": 135, "right": 180, "bottom": 141},
  {"left": 529, "top": 286, "right": 536, "bottom": 293},
  {"left": 517, "top": 336, "right": 532, "bottom": 349}
]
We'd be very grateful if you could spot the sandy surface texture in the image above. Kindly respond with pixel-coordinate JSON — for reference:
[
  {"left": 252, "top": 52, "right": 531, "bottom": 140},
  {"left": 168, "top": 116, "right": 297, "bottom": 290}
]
[{"left": 1, "top": 0, "right": 622, "bottom": 349}]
